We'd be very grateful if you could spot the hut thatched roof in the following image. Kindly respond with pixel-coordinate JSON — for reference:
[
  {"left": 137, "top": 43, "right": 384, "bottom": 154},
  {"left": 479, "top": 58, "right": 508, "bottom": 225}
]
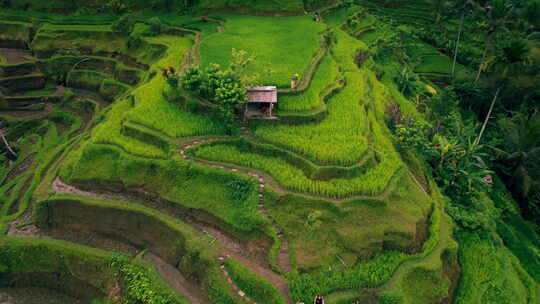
[{"left": 247, "top": 86, "right": 277, "bottom": 103}]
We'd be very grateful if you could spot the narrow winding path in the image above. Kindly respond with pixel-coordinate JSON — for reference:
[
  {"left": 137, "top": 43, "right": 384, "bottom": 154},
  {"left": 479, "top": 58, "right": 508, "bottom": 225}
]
[
  {"left": 177, "top": 134, "right": 403, "bottom": 204},
  {"left": 145, "top": 252, "right": 213, "bottom": 304},
  {"left": 178, "top": 133, "right": 292, "bottom": 274}
]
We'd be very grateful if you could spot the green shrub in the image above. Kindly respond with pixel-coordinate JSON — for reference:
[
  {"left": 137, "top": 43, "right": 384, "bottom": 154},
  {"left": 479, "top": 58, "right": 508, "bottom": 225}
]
[
  {"left": 112, "top": 14, "right": 136, "bottom": 34},
  {"left": 148, "top": 17, "right": 164, "bottom": 36},
  {"left": 126, "top": 33, "right": 144, "bottom": 49},
  {"left": 110, "top": 255, "right": 188, "bottom": 304}
]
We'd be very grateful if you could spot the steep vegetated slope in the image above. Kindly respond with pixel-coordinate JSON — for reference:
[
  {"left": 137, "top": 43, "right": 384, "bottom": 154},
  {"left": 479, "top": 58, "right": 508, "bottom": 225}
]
[{"left": 0, "top": 1, "right": 538, "bottom": 304}]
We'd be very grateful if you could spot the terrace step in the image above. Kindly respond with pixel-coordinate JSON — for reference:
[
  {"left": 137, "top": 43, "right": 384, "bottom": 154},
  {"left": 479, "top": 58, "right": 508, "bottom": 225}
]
[
  {"left": 0, "top": 73, "right": 45, "bottom": 92},
  {"left": 0, "top": 103, "right": 45, "bottom": 111},
  {"left": 0, "top": 39, "right": 28, "bottom": 50},
  {"left": 4, "top": 95, "right": 62, "bottom": 104},
  {"left": 0, "top": 62, "right": 37, "bottom": 77},
  {"left": 0, "top": 47, "right": 34, "bottom": 64},
  {"left": 145, "top": 252, "right": 212, "bottom": 304}
]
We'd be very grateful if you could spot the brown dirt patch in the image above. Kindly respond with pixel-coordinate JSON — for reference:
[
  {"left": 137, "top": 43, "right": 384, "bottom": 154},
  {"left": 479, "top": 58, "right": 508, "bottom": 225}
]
[
  {"left": 0, "top": 48, "right": 34, "bottom": 65},
  {"left": 145, "top": 252, "right": 212, "bottom": 304}
]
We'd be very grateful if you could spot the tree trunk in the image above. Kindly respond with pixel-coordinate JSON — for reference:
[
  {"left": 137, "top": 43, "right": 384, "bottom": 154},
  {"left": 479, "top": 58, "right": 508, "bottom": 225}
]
[
  {"left": 0, "top": 130, "right": 17, "bottom": 158},
  {"left": 475, "top": 43, "right": 488, "bottom": 83},
  {"left": 452, "top": 14, "right": 465, "bottom": 78},
  {"left": 475, "top": 87, "right": 500, "bottom": 146}
]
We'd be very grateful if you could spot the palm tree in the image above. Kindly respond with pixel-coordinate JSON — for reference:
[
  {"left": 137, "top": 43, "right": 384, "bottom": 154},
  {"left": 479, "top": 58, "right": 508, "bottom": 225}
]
[
  {"left": 450, "top": 0, "right": 481, "bottom": 78},
  {"left": 490, "top": 110, "right": 540, "bottom": 200},
  {"left": 395, "top": 67, "right": 418, "bottom": 98},
  {"left": 432, "top": 0, "right": 452, "bottom": 24},
  {"left": 522, "top": 0, "right": 540, "bottom": 34},
  {"left": 432, "top": 127, "right": 492, "bottom": 202},
  {"left": 474, "top": 37, "right": 530, "bottom": 146},
  {"left": 474, "top": 0, "right": 516, "bottom": 83}
]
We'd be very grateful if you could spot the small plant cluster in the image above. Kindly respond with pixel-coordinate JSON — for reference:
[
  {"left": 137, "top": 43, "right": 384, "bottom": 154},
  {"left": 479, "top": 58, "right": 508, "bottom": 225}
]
[
  {"left": 109, "top": 255, "right": 177, "bottom": 304},
  {"left": 162, "top": 67, "right": 179, "bottom": 89},
  {"left": 182, "top": 64, "right": 247, "bottom": 123},
  {"left": 112, "top": 14, "right": 136, "bottom": 34},
  {"left": 227, "top": 179, "right": 254, "bottom": 205},
  {"left": 106, "top": 0, "right": 130, "bottom": 15},
  {"left": 147, "top": 17, "right": 164, "bottom": 36}
]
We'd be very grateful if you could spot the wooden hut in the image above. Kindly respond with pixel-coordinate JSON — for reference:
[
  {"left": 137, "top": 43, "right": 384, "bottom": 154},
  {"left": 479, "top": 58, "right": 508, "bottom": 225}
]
[{"left": 245, "top": 86, "right": 278, "bottom": 119}]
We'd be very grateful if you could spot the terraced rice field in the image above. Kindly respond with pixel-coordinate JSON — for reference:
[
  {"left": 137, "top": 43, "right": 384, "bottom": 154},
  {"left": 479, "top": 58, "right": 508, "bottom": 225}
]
[
  {"left": 254, "top": 72, "right": 370, "bottom": 166},
  {"left": 200, "top": 14, "right": 326, "bottom": 87},
  {"left": 0, "top": 3, "right": 537, "bottom": 304}
]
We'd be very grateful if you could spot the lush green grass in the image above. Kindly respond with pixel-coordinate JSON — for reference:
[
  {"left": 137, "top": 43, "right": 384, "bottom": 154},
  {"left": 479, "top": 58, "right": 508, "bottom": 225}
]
[
  {"left": 91, "top": 100, "right": 169, "bottom": 158},
  {"left": 92, "top": 33, "right": 226, "bottom": 156},
  {"left": 61, "top": 143, "right": 269, "bottom": 237},
  {"left": 200, "top": 14, "right": 325, "bottom": 88},
  {"left": 262, "top": 172, "right": 432, "bottom": 268},
  {"left": 407, "top": 41, "right": 441, "bottom": 58},
  {"left": 496, "top": 215, "right": 540, "bottom": 284},
  {"left": 193, "top": 138, "right": 396, "bottom": 198},
  {"left": 401, "top": 266, "right": 450, "bottom": 303},
  {"left": 0, "top": 111, "right": 85, "bottom": 233},
  {"left": 197, "top": 0, "right": 304, "bottom": 12},
  {"left": 144, "top": 14, "right": 220, "bottom": 36},
  {"left": 32, "top": 23, "right": 126, "bottom": 57},
  {"left": 455, "top": 231, "right": 538, "bottom": 304},
  {"left": 0, "top": 236, "right": 116, "bottom": 275},
  {"left": 279, "top": 55, "right": 339, "bottom": 112},
  {"left": 32, "top": 23, "right": 164, "bottom": 64},
  {"left": 126, "top": 35, "right": 228, "bottom": 139},
  {"left": 231, "top": 30, "right": 403, "bottom": 194},
  {"left": 254, "top": 71, "right": 369, "bottom": 166},
  {"left": 323, "top": 5, "right": 364, "bottom": 28},
  {"left": 288, "top": 251, "right": 407, "bottom": 303},
  {"left": 224, "top": 259, "right": 286, "bottom": 304},
  {"left": 414, "top": 55, "right": 469, "bottom": 77}
]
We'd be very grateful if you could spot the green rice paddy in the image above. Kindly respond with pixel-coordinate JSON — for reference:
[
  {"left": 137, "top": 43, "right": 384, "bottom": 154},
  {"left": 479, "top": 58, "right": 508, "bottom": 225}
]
[{"left": 0, "top": 2, "right": 538, "bottom": 304}]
